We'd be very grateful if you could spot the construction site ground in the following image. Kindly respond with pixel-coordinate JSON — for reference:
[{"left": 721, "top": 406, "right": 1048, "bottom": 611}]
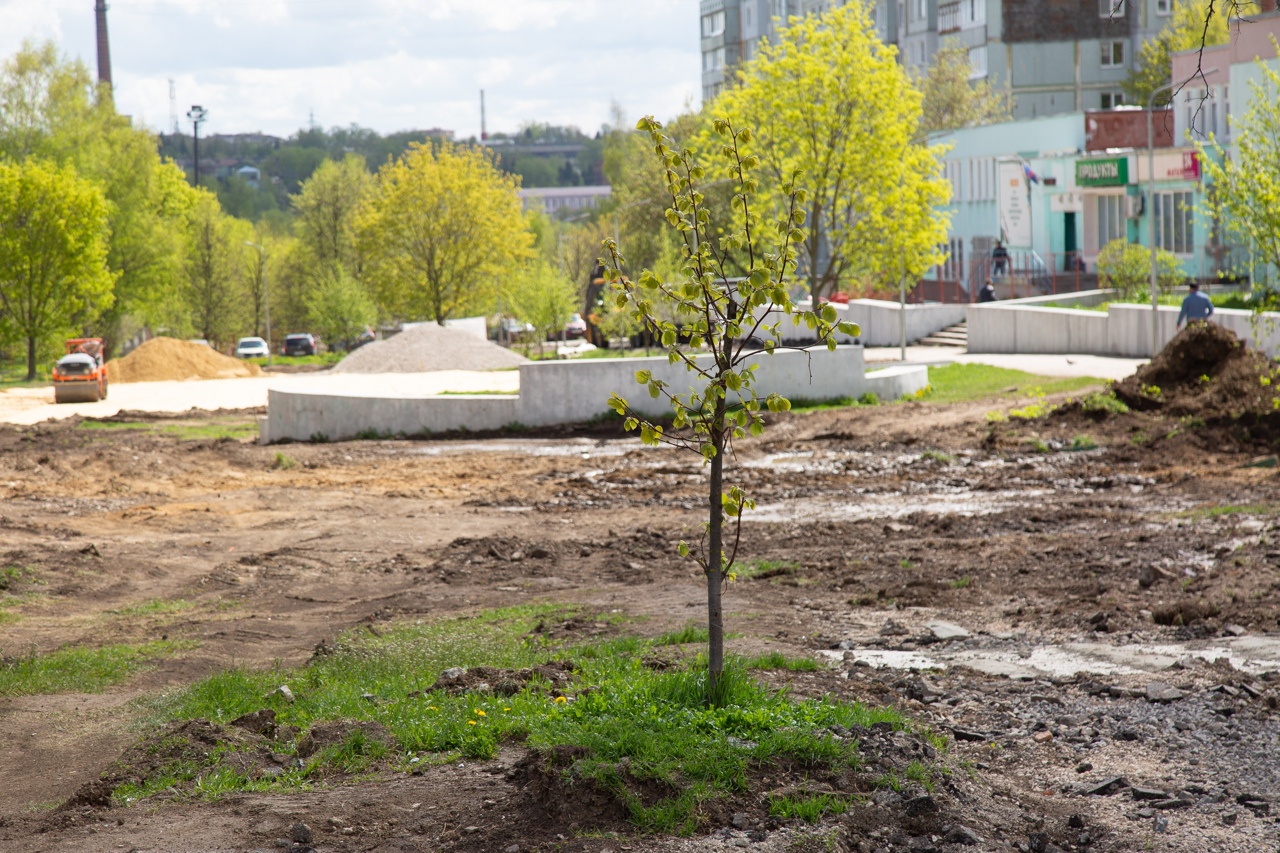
[{"left": 1, "top": 369, "right": 1278, "bottom": 852}]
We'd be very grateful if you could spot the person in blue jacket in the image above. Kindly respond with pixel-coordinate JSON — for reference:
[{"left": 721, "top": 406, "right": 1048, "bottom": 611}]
[{"left": 1176, "top": 283, "right": 1214, "bottom": 329}]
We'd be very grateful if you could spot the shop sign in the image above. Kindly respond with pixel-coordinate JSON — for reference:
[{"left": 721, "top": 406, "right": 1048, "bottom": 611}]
[
  {"left": 1136, "top": 150, "right": 1201, "bottom": 182},
  {"left": 1075, "top": 157, "right": 1129, "bottom": 187},
  {"left": 997, "top": 161, "right": 1032, "bottom": 247}
]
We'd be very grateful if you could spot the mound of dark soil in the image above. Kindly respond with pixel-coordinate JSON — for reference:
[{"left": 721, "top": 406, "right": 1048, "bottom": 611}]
[
  {"left": 61, "top": 719, "right": 274, "bottom": 811},
  {"left": 296, "top": 720, "right": 395, "bottom": 759},
  {"left": 427, "top": 660, "right": 575, "bottom": 697},
  {"left": 1113, "top": 323, "right": 1276, "bottom": 417}
]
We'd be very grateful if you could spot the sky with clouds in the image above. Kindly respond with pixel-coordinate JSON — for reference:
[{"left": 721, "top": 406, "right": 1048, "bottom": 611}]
[{"left": 0, "top": 0, "right": 702, "bottom": 139}]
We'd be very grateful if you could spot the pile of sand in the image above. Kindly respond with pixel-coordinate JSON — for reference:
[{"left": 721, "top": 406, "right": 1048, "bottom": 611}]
[
  {"left": 1113, "top": 322, "right": 1276, "bottom": 416},
  {"left": 332, "top": 323, "right": 527, "bottom": 374},
  {"left": 108, "top": 337, "right": 263, "bottom": 383}
]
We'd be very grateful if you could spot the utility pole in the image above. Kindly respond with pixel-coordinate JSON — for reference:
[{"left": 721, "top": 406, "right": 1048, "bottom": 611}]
[
  {"left": 169, "top": 79, "right": 178, "bottom": 135},
  {"left": 480, "top": 90, "right": 488, "bottom": 141},
  {"left": 245, "top": 242, "right": 272, "bottom": 363},
  {"left": 187, "top": 105, "right": 208, "bottom": 187}
]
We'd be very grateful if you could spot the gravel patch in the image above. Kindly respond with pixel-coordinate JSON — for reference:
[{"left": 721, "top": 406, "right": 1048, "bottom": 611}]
[{"left": 332, "top": 324, "right": 527, "bottom": 374}]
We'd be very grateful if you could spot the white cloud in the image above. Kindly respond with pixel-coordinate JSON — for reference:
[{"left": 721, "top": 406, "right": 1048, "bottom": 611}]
[{"left": 0, "top": 0, "right": 701, "bottom": 138}]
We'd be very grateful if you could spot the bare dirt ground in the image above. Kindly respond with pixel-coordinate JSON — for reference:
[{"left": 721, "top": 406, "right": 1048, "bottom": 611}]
[{"left": 1, "top": 377, "right": 1279, "bottom": 853}]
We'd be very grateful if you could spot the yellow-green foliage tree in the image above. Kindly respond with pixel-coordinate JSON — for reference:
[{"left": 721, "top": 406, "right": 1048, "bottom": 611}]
[
  {"left": 509, "top": 261, "right": 579, "bottom": 356},
  {"left": 357, "top": 141, "right": 533, "bottom": 324},
  {"left": 603, "top": 117, "right": 858, "bottom": 700},
  {"left": 0, "top": 160, "right": 115, "bottom": 379},
  {"left": 1199, "top": 48, "right": 1280, "bottom": 298},
  {"left": 292, "top": 153, "right": 370, "bottom": 276},
  {"left": 0, "top": 42, "right": 201, "bottom": 355},
  {"left": 183, "top": 194, "right": 253, "bottom": 348},
  {"left": 710, "top": 3, "right": 950, "bottom": 301},
  {"left": 1123, "top": 2, "right": 1229, "bottom": 107},
  {"left": 1096, "top": 239, "right": 1184, "bottom": 300},
  {"left": 305, "top": 267, "right": 376, "bottom": 350},
  {"left": 919, "top": 38, "right": 1013, "bottom": 134}
]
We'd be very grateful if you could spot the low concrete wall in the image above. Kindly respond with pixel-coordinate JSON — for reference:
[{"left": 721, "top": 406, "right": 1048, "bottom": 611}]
[
  {"left": 969, "top": 294, "right": 1280, "bottom": 357},
  {"left": 262, "top": 346, "right": 931, "bottom": 443}
]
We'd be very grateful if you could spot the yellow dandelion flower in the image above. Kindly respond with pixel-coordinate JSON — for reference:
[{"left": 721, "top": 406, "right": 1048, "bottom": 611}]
[
  {"left": 554, "top": 696, "right": 568, "bottom": 704},
  {"left": 475, "top": 709, "right": 486, "bottom": 716},
  {"left": 503, "top": 707, "right": 512, "bottom": 711},
  {"left": 467, "top": 720, "right": 477, "bottom": 726}
]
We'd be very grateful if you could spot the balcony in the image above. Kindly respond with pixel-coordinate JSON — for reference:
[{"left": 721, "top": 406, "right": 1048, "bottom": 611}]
[
  {"left": 939, "top": 1, "right": 962, "bottom": 33},
  {"left": 939, "top": 0, "right": 985, "bottom": 34}
]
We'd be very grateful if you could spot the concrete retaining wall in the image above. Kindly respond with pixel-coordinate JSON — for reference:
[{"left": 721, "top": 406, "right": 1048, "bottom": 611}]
[
  {"left": 262, "top": 346, "right": 930, "bottom": 443},
  {"left": 968, "top": 294, "right": 1280, "bottom": 357}
]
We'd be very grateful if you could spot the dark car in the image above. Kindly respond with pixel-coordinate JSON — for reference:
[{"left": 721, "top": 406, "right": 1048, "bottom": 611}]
[{"left": 282, "top": 333, "right": 317, "bottom": 357}]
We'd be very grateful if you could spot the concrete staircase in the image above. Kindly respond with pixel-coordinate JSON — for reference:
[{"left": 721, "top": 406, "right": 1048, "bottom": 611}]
[{"left": 918, "top": 321, "right": 967, "bottom": 348}]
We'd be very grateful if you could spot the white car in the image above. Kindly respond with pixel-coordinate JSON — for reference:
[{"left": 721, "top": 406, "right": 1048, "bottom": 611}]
[{"left": 234, "top": 337, "right": 269, "bottom": 359}]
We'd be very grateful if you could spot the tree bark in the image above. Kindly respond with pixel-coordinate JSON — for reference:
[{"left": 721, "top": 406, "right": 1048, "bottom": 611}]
[{"left": 706, "top": 416, "right": 725, "bottom": 703}]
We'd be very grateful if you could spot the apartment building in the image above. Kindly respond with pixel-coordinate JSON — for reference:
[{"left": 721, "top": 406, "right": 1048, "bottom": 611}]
[{"left": 699, "top": 0, "right": 1177, "bottom": 115}]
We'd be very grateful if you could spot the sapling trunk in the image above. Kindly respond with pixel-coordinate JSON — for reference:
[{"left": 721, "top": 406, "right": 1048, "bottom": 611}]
[
  {"left": 26, "top": 336, "right": 36, "bottom": 382},
  {"left": 706, "top": 411, "right": 726, "bottom": 701}
]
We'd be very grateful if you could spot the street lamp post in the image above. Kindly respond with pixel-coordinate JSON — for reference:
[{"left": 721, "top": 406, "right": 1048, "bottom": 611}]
[
  {"left": 186, "top": 105, "right": 207, "bottom": 188},
  {"left": 245, "top": 241, "right": 271, "bottom": 364},
  {"left": 1147, "top": 69, "right": 1215, "bottom": 357}
]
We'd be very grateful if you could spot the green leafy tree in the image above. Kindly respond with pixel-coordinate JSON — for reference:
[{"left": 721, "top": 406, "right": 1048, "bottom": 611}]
[
  {"left": 0, "top": 42, "right": 205, "bottom": 356},
  {"left": 509, "top": 261, "right": 579, "bottom": 357},
  {"left": 710, "top": 3, "right": 950, "bottom": 301},
  {"left": 305, "top": 267, "right": 376, "bottom": 349},
  {"left": 357, "top": 141, "right": 534, "bottom": 324},
  {"left": 918, "top": 38, "right": 1013, "bottom": 134},
  {"left": 183, "top": 194, "right": 253, "bottom": 348},
  {"left": 603, "top": 117, "right": 858, "bottom": 701},
  {"left": 1096, "top": 239, "right": 1184, "bottom": 300},
  {"left": 0, "top": 160, "right": 115, "bottom": 379},
  {"left": 1199, "top": 47, "right": 1280, "bottom": 301},
  {"left": 1124, "top": 2, "right": 1229, "bottom": 107},
  {"left": 292, "top": 153, "right": 370, "bottom": 275}
]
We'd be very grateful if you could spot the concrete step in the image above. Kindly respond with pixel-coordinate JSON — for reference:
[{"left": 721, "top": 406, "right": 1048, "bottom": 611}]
[{"left": 917, "top": 322, "right": 968, "bottom": 347}]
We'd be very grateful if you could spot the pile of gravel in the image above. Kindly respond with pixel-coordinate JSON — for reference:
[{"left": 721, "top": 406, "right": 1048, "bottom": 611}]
[{"left": 331, "top": 323, "right": 527, "bottom": 374}]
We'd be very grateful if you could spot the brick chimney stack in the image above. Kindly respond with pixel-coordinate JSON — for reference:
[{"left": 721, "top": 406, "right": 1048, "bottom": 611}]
[{"left": 95, "top": 0, "right": 112, "bottom": 90}]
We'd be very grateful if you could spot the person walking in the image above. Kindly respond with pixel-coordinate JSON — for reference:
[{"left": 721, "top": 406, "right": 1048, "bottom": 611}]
[
  {"left": 991, "top": 241, "right": 1009, "bottom": 277},
  {"left": 1176, "top": 282, "right": 1214, "bottom": 329},
  {"left": 978, "top": 279, "right": 997, "bottom": 303}
]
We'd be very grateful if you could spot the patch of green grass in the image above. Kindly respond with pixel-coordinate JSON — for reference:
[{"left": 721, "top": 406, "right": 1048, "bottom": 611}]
[
  {"left": 1183, "top": 503, "right": 1272, "bottom": 519},
  {"left": 1026, "top": 437, "right": 1051, "bottom": 453},
  {"left": 920, "top": 449, "right": 955, "bottom": 464},
  {"left": 923, "top": 364, "right": 1102, "bottom": 405},
  {"left": 438, "top": 390, "right": 517, "bottom": 396},
  {"left": 1069, "top": 435, "right": 1099, "bottom": 451},
  {"left": 899, "top": 558, "right": 915, "bottom": 569},
  {"left": 0, "top": 640, "right": 192, "bottom": 696},
  {"left": 1009, "top": 400, "right": 1053, "bottom": 420},
  {"left": 949, "top": 576, "right": 972, "bottom": 589},
  {"left": 768, "top": 792, "right": 851, "bottom": 823},
  {"left": 108, "top": 598, "right": 196, "bottom": 618},
  {"left": 272, "top": 451, "right": 297, "bottom": 470},
  {"left": 655, "top": 624, "right": 710, "bottom": 646},
  {"left": 135, "top": 605, "right": 909, "bottom": 827},
  {"left": 78, "top": 419, "right": 257, "bottom": 442},
  {"left": 744, "top": 651, "right": 821, "bottom": 672},
  {"left": 247, "top": 353, "right": 344, "bottom": 368},
  {"left": 732, "top": 559, "right": 799, "bottom": 581},
  {"left": 1080, "top": 392, "right": 1129, "bottom": 416}
]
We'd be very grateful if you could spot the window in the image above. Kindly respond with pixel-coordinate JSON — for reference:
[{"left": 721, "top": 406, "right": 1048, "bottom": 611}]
[
  {"left": 1096, "top": 195, "right": 1125, "bottom": 249},
  {"left": 703, "top": 47, "right": 726, "bottom": 72},
  {"left": 701, "top": 10, "right": 726, "bottom": 38},
  {"left": 1100, "top": 91, "right": 1125, "bottom": 109},
  {"left": 1156, "top": 0, "right": 1172, "bottom": 14},
  {"left": 744, "top": 6, "right": 753, "bottom": 28},
  {"left": 1099, "top": 0, "right": 1125, "bottom": 17},
  {"left": 968, "top": 45, "right": 987, "bottom": 79},
  {"left": 772, "top": 0, "right": 789, "bottom": 20},
  {"left": 1153, "top": 191, "right": 1194, "bottom": 254},
  {"left": 915, "top": 0, "right": 925, "bottom": 21},
  {"left": 1100, "top": 40, "right": 1125, "bottom": 68}
]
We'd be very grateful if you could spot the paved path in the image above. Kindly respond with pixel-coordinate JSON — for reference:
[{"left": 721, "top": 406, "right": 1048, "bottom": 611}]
[
  {"left": 0, "top": 370, "right": 520, "bottom": 426},
  {"left": 866, "top": 346, "right": 1145, "bottom": 381}
]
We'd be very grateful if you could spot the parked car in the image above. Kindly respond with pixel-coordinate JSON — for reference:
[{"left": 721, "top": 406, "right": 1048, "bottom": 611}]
[
  {"left": 499, "top": 317, "right": 535, "bottom": 341},
  {"left": 234, "top": 336, "right": 269, "bottom": 359},
  {"left": 282, "top": 333, "right": 318, "bottom": 357},
  {"left": 564, "top": 313, "right": 588, "bottom": 339}
]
